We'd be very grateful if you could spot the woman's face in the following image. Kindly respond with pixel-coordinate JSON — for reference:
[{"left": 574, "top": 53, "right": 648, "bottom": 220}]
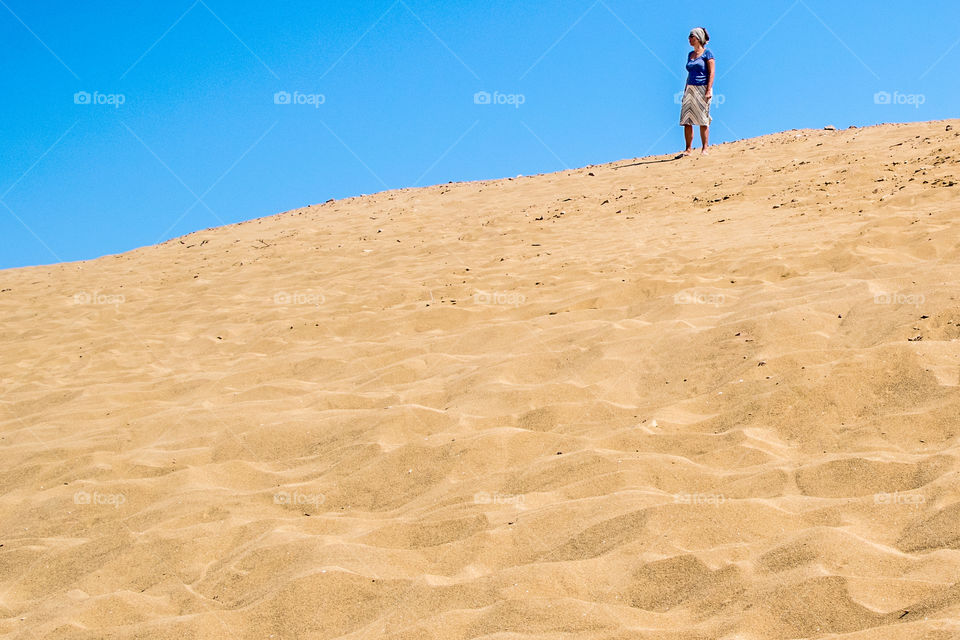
[{"left": 689, "top": 34, "right": 698, "bottom": 46}]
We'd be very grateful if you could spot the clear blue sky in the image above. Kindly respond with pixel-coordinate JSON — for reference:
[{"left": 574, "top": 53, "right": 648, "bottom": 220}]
[{"left": 2, "top": 0, "right": 957, "bottom": 269}]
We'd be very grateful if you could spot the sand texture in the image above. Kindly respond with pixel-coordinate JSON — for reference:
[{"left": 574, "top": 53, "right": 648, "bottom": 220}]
[{"left": 2, "top": 120, "right": 960, "bottom": 639}]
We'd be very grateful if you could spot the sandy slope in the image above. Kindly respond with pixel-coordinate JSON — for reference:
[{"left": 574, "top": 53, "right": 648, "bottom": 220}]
[{"left": 2, "top": 119, "right": 960, "bottom": 640}]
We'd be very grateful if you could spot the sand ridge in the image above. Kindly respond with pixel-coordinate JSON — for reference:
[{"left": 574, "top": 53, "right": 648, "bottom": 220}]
[{"left": 2, "top": 120, "right": 960, "bottom": 639}]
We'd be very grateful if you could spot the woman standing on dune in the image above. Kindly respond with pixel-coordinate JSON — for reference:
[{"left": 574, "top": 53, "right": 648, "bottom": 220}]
[{"left": 680, "top": 27, "right": 715, "bottom": 156}]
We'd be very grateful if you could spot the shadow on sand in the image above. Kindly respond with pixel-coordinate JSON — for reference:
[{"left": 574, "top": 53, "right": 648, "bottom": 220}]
[{"left": 614, "top": 155, "right": 685, "bottom": 169}]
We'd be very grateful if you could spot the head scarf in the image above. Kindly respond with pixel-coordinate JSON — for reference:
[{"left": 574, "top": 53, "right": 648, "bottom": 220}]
[{"left": 690, "top": 27, "right": 707, "bottom": 46}]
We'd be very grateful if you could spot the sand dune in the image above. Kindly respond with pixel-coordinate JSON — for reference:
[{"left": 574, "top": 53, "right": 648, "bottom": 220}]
[{"left": 2, "top": 120, "right": 960, "bottom": 639}]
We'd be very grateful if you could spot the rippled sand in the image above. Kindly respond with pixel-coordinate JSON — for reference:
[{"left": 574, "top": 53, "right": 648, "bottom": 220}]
[{"left": 2, "top": 120, "right": 960, "bottom": 639}]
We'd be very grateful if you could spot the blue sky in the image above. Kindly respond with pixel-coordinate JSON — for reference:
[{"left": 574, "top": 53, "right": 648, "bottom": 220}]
[{"left": 1, "top": 0, "right": 957, "bottom": 269}]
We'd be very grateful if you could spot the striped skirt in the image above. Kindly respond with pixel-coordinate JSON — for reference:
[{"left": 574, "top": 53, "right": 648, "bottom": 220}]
[{"left": 679, "top": 84, "right": 712, "bottom": 126}]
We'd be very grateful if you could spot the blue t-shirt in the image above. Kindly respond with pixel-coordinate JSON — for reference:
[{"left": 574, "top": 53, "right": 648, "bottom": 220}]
[{"left": 686, "top": 49, "right": 714, "bottom": 86}]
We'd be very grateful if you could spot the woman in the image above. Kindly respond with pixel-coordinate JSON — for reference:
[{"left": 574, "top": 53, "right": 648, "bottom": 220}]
[{"left": 679, "top": 27, "right": 715, "bottom": 156}]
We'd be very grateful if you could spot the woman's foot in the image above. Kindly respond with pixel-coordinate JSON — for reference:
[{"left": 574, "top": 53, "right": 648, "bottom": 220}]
[
  {"left": 681, "top": 149, "right": 692, "bottom": 157},
  {"left": 700, "top": 148, "right": 710, "bottom": 155}
]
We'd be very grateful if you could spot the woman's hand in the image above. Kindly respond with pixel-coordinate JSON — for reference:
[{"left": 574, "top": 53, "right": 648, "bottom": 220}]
[{"left": 705, "top": 90, "right": 713, "bottom": 101}]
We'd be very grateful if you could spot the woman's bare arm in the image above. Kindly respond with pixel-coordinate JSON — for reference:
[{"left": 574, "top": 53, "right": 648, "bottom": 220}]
[{"left": 706, "top": 59, "right": 716, "bottom": 98}]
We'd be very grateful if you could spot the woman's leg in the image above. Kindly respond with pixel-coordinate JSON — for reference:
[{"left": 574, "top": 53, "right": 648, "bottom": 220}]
[
  {"left": 684, "top": 125, "right": 693, "bottom": 154},
  {"left": 699, "top": 125, "right": 710, "bottom": 153}
]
